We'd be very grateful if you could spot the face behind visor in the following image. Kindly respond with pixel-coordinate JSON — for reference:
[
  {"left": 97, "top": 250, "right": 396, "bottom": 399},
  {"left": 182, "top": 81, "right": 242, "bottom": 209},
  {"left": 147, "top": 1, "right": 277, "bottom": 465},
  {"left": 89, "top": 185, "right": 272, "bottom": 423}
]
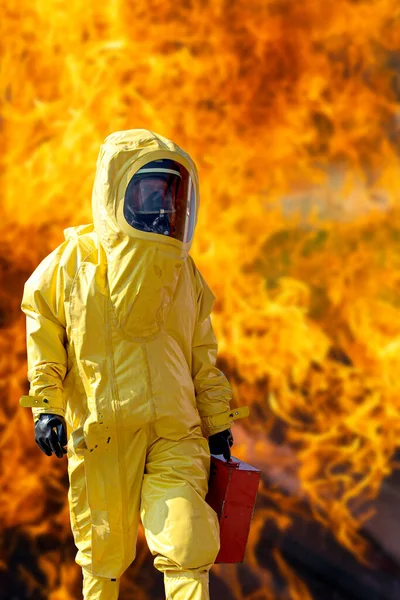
[{"left": 123, "top": 159, "right": 196, "bottom": 243}]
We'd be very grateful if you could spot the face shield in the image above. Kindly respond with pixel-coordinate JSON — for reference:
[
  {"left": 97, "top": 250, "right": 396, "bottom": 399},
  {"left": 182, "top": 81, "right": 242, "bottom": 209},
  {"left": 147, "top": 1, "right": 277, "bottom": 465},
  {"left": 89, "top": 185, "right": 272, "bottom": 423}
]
[{"left": 123, "top": 159, "right": 196, "bottom": 243}]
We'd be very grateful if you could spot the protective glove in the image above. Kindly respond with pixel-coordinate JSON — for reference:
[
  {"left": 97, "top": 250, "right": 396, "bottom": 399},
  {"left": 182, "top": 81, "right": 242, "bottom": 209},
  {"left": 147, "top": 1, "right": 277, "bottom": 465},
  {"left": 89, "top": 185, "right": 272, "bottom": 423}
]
[
  {"left": 208, "top": 428, "right": 234, "bottom": 461},
  {"left": 34, "top": 413, "right": 68, "bottom": 459}
]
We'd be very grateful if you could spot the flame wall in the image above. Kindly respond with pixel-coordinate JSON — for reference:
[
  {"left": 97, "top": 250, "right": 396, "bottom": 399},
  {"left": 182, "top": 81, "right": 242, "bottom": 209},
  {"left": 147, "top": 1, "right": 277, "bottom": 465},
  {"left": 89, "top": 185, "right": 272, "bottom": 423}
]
[{"left": 1, "top": 0, "right": 400, "bottom": 598}]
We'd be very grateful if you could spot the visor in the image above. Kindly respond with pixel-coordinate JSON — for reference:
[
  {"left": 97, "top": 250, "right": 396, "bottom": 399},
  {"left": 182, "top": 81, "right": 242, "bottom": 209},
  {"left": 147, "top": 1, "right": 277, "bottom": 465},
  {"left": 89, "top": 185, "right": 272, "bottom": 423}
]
[{"left": 123, "top": 159, "right": 196, "bottom": 242}]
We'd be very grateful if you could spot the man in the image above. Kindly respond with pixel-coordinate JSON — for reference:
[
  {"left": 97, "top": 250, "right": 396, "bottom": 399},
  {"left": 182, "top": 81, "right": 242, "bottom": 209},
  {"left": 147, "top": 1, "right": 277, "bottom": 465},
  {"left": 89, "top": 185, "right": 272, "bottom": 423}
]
[{"left": 20, "top": 129, "right": 234, "bottom": 600}]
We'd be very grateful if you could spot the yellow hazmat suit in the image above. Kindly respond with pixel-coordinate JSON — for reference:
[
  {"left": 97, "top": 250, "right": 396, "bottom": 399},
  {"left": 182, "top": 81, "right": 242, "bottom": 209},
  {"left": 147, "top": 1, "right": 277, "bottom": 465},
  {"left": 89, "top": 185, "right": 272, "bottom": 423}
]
[{"left": 20, "top": 130, "right": 235, "bottom": 600}]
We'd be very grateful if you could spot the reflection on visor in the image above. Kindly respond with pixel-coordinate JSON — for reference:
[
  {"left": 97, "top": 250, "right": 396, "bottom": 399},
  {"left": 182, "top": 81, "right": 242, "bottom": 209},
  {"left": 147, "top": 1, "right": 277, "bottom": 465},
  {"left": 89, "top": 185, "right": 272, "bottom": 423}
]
[{"left": 123, "top": 159, "right": 196, "bottom": 242}]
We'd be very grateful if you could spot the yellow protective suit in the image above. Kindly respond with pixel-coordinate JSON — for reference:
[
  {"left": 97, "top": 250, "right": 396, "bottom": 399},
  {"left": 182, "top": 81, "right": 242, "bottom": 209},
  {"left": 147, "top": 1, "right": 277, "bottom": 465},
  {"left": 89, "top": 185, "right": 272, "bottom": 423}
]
[{"left": 20, "top": 129, "right": 235, "bottom": 600}]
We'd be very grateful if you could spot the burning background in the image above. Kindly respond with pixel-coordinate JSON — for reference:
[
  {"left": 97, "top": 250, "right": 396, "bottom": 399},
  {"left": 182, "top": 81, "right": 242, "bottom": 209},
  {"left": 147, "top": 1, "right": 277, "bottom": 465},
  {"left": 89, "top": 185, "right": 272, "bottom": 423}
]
[{"left": 1, "top": 0, "right": 400, "bottom": 598}]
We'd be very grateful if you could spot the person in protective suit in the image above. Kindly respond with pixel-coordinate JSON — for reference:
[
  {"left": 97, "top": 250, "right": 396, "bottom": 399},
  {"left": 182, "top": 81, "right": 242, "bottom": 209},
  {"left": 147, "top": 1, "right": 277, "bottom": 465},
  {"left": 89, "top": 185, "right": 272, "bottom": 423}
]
[{"left": 20, "top": 129, "right": 235, "bottom": 600}]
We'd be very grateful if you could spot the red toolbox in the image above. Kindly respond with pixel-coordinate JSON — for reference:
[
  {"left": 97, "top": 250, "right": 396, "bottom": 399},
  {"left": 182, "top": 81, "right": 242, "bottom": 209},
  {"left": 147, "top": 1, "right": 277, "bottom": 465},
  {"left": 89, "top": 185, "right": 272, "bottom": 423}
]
[{"left": 206, "top": 455, "right": 260, "bottom": 563}]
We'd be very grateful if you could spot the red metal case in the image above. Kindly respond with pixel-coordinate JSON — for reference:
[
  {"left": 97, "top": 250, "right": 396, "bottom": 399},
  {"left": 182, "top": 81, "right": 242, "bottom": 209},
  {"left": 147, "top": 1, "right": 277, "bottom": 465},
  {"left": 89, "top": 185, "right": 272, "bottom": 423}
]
[{"left": 206, "top": 455, "right": 260, "bottom": 563}]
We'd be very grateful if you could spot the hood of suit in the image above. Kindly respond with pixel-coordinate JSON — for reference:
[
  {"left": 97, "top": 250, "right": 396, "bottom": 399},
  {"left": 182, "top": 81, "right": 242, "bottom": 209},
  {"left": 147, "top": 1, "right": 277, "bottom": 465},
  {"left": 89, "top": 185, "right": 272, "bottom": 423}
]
[{"left": 92, "top": 129, "right": 200, "bottom": 340}]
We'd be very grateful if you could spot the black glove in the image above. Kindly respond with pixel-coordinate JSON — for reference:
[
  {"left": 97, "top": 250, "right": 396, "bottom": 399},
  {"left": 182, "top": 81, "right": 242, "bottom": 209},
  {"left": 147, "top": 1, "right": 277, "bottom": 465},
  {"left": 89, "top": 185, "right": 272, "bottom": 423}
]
[
  {"left": 35, "top": 413, "right": 68, "bottom": 459},
  {"left": 208, "top": 428, "right": 234, "bottom": 461}
]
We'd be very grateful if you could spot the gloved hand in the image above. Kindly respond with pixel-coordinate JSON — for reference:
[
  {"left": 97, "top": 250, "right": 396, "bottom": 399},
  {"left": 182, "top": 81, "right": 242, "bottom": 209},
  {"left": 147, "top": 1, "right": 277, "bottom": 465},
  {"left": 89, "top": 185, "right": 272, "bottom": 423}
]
[
  {"left": 35, "top": 413, "right": 68, "bottom": 459},
  {"left": 208, "top": 428, "right": 234, "bottom": 461}
]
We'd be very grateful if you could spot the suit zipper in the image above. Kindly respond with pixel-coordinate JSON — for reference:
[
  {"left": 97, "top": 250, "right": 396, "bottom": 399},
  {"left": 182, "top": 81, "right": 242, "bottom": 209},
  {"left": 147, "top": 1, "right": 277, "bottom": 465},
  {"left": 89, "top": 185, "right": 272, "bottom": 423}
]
[{"left": 106, "top": 301, "right": 130, "bottom": 565}]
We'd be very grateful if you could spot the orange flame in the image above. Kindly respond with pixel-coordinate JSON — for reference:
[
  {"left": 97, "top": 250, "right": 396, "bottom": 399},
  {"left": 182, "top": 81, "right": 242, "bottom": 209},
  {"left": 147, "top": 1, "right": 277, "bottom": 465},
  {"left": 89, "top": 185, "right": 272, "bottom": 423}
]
[{"left": 1, "top": 0, "right": 400, "bottom": 598}]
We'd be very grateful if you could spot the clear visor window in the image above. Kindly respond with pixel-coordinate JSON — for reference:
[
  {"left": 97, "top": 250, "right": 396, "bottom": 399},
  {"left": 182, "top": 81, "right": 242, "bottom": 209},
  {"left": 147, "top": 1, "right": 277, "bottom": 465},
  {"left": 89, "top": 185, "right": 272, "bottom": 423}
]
[{"left": 123, "top": 160, "right": 196, "bottom": 243}]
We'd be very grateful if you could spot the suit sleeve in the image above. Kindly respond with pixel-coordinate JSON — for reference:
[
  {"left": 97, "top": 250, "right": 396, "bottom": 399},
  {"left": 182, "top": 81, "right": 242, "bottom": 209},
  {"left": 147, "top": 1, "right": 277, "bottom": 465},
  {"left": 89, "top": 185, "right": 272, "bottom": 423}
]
[
  {"left": 191, "top": 265, "right": 233, "bottom": 437},
  {"left": 21, "top": 244, "right": 68, "bottom": 422}
]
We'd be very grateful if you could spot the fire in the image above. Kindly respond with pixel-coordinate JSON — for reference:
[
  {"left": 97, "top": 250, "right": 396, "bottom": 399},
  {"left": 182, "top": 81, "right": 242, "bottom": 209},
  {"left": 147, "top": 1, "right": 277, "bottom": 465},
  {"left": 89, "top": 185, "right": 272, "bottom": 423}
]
[{"left": 1, "top": 0, "right": 400, "bottom": 598}]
